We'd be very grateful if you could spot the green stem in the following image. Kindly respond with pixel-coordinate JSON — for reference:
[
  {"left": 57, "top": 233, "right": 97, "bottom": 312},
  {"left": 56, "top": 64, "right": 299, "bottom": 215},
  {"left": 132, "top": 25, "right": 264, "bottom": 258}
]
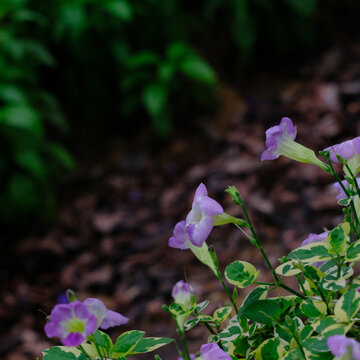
[
  {"left": 216, "top": 270, "right": 239, "bottom": 314},
  {"left": 326, "top": 157, "right": 360, "bottom": 237},
  {"left": 279, "top": 283, "right": 306, "bottom": 300},
  {"left": 94, "top": 343, "right": 104, "bottom": 360},
  {"left": 295, "top": 274, "right": 308, "bottom": 296},
  {"left": 254, "top": 281, "right": 277, "bottom": 286},
  {"left": 175, "top": 318, "right": 191, "bottom": 360},
  {"left": 344, "top": 163, "right": 360, "bottom": 197},
  {"left": 77, "top": 345, "right": 92, "bottom": 360}
]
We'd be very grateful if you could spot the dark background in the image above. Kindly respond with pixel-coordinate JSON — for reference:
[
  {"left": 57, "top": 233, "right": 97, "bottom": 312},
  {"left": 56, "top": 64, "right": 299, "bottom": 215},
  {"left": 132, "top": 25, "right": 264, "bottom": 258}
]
[{"left": 1, "top": 0, "right": 360, "bottom": 359}]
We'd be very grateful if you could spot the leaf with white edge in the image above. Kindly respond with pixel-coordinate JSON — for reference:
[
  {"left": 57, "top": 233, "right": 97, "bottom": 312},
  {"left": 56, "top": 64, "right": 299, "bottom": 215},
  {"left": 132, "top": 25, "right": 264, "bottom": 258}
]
[
  {"left": 129, "top": 337, "right": 174, "bottom": 354},
  {"left": 92, "top": 330, "right": 112, "bottom": 350},
  {"left": 346, "top": 239, "right": 360, "bottom": 262},
  {"left": 300, "top": 299, "right": 327, "bottom": 318},
  {"left": 281, "top": 348, "right": 304, "bottom": 360},
  {"left": 184, "top": 317, "right": 200, "bottom": 331},
  {"left": 213, "top": 306, "right": 232, "bottom": 324},
  {"left": 225, "top": 260, "right": 259, "bottom": 288},
  {"left": 275, "top": 262, "right": 302, "bottom": 277},
  {"left": 197, "top": 314, "right": 213, "bottom": 322},
  {"left": 169, "top": 302, "right": 187, "bottom": 316},
  {"left": 327, "top": 223, "right": 350, "bottom": 255},
  {"left": 303, "top": 337, "right": 332, "bottom": 359},
  {"left": 238, "top": 286, "right": 268, "bottom": 317},
  {"left": 218, "top": 316, "right": 243, "bottom": 343},
  {"left": 195, "top": 300, "right": 209, "bottom": 313},
  {"left": 321, "top": 266, "right": 353, "bottom": 291},
  {"left": 312, "top": 317, "right": 337, "bottom": 334},
  {"left": 255, "top": 338, "right": 284, "bottom": 360},
  {"left": 334, "top": 288, "right": 360, "bottom": 322},
  {"left": 287, "top": 242, "right": 331, "bottom": 264},
  {"left": 113, "top": 330, "right": 145, "bottom": 355},
  {"left": 42, "top": 347, "right": 87, "bottom": 360}
]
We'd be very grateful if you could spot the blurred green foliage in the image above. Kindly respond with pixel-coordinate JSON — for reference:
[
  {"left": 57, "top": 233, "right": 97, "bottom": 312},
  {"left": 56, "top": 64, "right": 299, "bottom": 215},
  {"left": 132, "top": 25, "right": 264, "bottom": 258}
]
[
  {"left": 0, "top": 0, "right": 74, "bottom": 223},
  {"left": 1, "top": 0, "right": 359, "bottom": 224}
]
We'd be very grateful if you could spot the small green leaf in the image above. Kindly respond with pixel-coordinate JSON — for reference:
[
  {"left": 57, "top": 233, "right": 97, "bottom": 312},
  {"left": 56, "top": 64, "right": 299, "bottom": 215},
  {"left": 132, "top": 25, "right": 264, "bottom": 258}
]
[
  {"left": 143, "top": 83, "right": 167, "bottom": 118},
  {"left": 129, "top": 337, "right": 174, "bottom": 354},
  {"left": 300, "top": 299, "right": 327, "bottom": 318},
  {"left": 255, "top": 338, "right": 284, "bottom": 360},
  {"left": 113, "top": 330, "right": 145, "bottom": 355},
  {"left": 287, "top": 242, "right": 331, "bottom": 264},
  {"left": 195, "top": 300, "right": 209, "bottom": 313},
  {"left": 334, "top": 288, "right": 360, "bottom": 322},
  {"left": 42, "top": 347, "right": 87, "bottom": 360},
  {"left": 179, "top": 54, "right": 217, "bottom": 85},
  {"left": 93, "top": 330, "right": 112, "bottom": 350},
  {"left": 346, "top": 239, "right": 360, "bottom": 262},
  {"left": 213, "top": 306, "right": 232, "bottom": 324},
  {"left": 327, "top": 223, "right": 349, "bottom": 255},
  {"left": 184, "top": 317, "right": 200, "bottom": 331},
  {"left": 225, "top": 260, "right": 259, "bottom": 288}
]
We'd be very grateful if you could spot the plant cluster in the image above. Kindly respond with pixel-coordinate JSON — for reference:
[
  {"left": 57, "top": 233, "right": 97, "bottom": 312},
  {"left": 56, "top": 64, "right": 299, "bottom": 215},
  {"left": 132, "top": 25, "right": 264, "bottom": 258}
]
[{"left": 40, "top": 118, "right": 360, "bottom": 359}]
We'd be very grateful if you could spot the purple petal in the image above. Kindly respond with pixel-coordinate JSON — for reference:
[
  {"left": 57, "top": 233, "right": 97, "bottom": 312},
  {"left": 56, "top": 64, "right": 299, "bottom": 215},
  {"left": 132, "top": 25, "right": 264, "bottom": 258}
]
[
  {"left": 44, "top": 320, "right": 66, "bottom": 338},
  {"left": 83, "top": 298, "right": 107, "bottom": 323},
  {"left": 301, "top": 231, "right": 328, "bottom": 246},
  {"left": 261, "top": 146, "right": 279, "bottom": 161},
  {"left": 50, "top": 304, "right": 73, "bottom": 323},
  {"left": 194, "top": 183, "right": 207, "bottom": 202},
  {"left": 62, "top": 332, "right": 86, "bottom": 347},
  {"left": 279, "top": 117, "right": 297, "bottom": 139},
  {"left": 100, "top": 309, "right": 129, "bottom": 329},
  {"left": 327, "top": 335, "right": 360, "bottom": 358},
  {"left": 186, "top": 206, "right": 202, "bottom": 225},
  {"left": 172, "top": 280, "right": 191, "bottom": 299},
  {"left": 168, "top": 220, "right": 189, "bottom": 250},
  {"left": 73, "top": 301, "right": 92, "bottom": 321},
  {"left": 353, "top": 137, "right": 360, "bottom": 154},
  {"left": 201, "top": 343, "right": 231, "bottom": 360},
  {"left": 199, "top": 197, "right": 223, "bottom": 216},
  {"left": 188, "top": 217, "right": 214, "bottom": 247},
  {"left": 336, "top": 140, "right": 355, "bottom": 159}
]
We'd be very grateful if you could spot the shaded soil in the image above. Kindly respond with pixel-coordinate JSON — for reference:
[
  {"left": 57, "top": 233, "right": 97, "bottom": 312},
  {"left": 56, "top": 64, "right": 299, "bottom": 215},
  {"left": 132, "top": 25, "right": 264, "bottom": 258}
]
[{"left": 2, "top": 42, "right": 360, "bottom": 359}]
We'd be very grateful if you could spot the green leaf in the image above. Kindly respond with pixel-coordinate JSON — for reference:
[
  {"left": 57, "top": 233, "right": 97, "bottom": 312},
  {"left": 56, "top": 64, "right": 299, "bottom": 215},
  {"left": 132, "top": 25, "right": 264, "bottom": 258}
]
[
  {"left": 179, "top": 54, "right": 217, "bottom": 85},
  {"left": 47, "top": 143, "right": 75, "bottom": 170},
  {"left": 105, "top": 0, "right": 133, "bottom": 21},
  {"left": 113, "top": 330, "right": 145, "bottom": 355},
  {"left": 143, "top": 83, "right": 168, "bottom": 118},
  {"left": 195, "top": 300, "right": 209, "bottom": 313},
  {"left": 255, "top": 338, "right": 284, "bottom": 360},
  {"left": 213, "top": 306, "right": 232, "bottom": 324},
  {"left": 275, "top": 262, "right": 302, "bottom": 277},
  {"left": 327, "top": 223, "right": 349, "bottom": 255},
  {"left": 169, "top": 302, "right": 187, "bottom": 316},
  {"left": 238, "top": 285, "right": 268, "bottom": 317},
  {"left": 93, "top": 330, "right": 112, "bottom": 350},
  {"left": 184, "top": 317, "right": 200, "bottom": 331},
  {"left": 300, "top": 299, "right": 327, "bottom": 318},
  {"left": 287, "top": 242, "right": 331, "bottom": 264},
  {"left": 42, "top": 347, "right": 87, "bottom": 360},
  {"left": 346, "top": 239, "right": 360, "bottom": 262},
  {"left": 129, "top": 337, "right": 174, "bottom": 354},
  {"left": 242, "top": 298, "right": 292, "bottom": 325},
  {"left": 225, "top": 260, "right": 259, "bottom": 288},
  {"left": 334, "top": 288, "right": 360, "bottom": 322},
  {"left": 126, "top": 52, "right": 159, "bottom": 69}
]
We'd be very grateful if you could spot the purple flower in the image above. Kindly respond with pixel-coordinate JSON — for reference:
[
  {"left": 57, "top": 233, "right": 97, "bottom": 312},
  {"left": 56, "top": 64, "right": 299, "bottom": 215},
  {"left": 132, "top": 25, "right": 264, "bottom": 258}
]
[
  {"left": 327, "top": 335, "right": 360, "bottom": 359},
  {"left": 200, "top": 343, "right": 231, "bottom": 360},
  {"left": 323, "top": 137, "right": 360, "bottom": 163},
  {"left": 261, "top": 117, "right": 328, "bottom": 170},
  {"left": 333, "top": 179, "right": 360, "bottom": 200},
  {"left": 185, "top": 183, "right": 223, "bottom": 247},
  {"left": 83, "top": 298, "right": 128, "bottom": 330},
  {"left": 44, "top": 300, "right": 97, "bottom": 346},
  {"left": 301, "top": 231, "right": 329, "bottom": 246},
  {"left": 172, "top": 281, "right": 193, "bottom": 310},
  {"left": 169, "top": 220, "right": 190, "bottom": 250}
]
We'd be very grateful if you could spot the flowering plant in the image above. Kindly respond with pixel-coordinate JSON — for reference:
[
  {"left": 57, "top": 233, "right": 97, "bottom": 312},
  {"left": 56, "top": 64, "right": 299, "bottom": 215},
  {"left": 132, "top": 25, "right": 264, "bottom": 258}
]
[{"left": 40, "top": 117, "right": 360, "bottom": 359}]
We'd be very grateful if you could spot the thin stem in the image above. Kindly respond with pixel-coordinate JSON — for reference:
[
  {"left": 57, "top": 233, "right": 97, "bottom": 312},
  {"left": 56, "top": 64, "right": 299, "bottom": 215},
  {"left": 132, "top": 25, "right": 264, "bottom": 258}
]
[
  {"left": 238, "top": 199, "right": 280, "bottom": 285},
  {"left": 77, "top": 345, "right": 92, "bottom": 360},
  {"left": 175, "top": 318, "right": 191, "bottom": 360},
  {"left": 326, "top": 157, "right": 360, "bottom": 237},
  {"left": 254, "top": 281, "right": 276, "bottom": 286},
  {"left": 216, "top": 270, "right": 239, "bottom": 313},
  {"left": 94, "top": 343, "right": 104, "bottom": 360},
  {"left": 344, "top": 163, "right": 360, "bottom": 197},
  {"left": 295, "top": 274, "right": 308, "bottom": 296},
  {"left": 279, "top": 283, "right": 306, "bottom": 300}
]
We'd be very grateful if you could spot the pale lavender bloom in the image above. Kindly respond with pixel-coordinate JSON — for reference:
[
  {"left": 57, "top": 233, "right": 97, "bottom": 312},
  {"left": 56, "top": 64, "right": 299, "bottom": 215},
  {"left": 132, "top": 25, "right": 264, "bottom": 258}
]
[
  {"left": 261, "top": 117, "right": 328, "bottom": 170},
  {"left": 261, "top": 117, "right": 297, "bottom": 161},
  {"left": 301, "top": 231, "right": 329, "bottom": 246},
  {"left": 186, "top": 183, "right": 223, "bottom": 247},
  {"left": 333, "top": 179, "right": 360, "bottom": 200},
  {"left": 83, "top": 298, "right": 128, "bottom": 330},
  {"left": 172, "top": 281, "right": 193, "bottom": 309},
  {"left": 201, "top": 343, "right": 231, "bottom": 360},
  {"left": 327, "top": 335, "right": 360, "bottom": 359},
  {"left": 44, "top": 300, "right": 97, "bottom": 346},
  {"left": 323, "top": 137, "right": 360, "bottom": 163}
]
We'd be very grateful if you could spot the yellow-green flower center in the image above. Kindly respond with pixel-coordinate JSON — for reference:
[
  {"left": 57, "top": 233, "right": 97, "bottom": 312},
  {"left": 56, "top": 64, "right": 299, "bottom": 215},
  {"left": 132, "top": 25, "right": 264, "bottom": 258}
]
[{"left": 63, "top": 318, "right": 85, "bottom": 334}]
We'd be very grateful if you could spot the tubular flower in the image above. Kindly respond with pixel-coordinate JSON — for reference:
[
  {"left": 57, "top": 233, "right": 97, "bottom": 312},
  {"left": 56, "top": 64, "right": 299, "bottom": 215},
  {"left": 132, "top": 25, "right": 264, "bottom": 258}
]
[
  {"left": 186, "top": 183, "right": 223, "bottom": 247},
  {"left": 301, "top": 231, "right": 329, "bottom": 247},
  {"left": 172, "top": 281, "right": 193, "bottom": 310},
  {"left": 83, "top": 298, "right": 128, "bottom": 330},
  {"left": 200, "top": 343, "right": 231, "bottom": 360},
  {"left": 323, "top": 137, "right": 360, "bottom": 176},
  {"left": 327, "top": 335, "right": 360, "bottom": 359},
  {"left": 261, "top": 117, "right": 328, "bottom": 170},
  {"left": 44, "top": 300, "right": 97, "bottom": 346},
  {"left": 333, "top": 179, "right": 360, "bottom": 200}
]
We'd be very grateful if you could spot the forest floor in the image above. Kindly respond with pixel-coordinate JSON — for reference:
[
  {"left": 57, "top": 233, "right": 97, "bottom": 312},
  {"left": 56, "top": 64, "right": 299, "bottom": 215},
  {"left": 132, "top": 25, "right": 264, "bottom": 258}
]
[{"left": 2, "top": 42, "right": 360, "bottom": 360}]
